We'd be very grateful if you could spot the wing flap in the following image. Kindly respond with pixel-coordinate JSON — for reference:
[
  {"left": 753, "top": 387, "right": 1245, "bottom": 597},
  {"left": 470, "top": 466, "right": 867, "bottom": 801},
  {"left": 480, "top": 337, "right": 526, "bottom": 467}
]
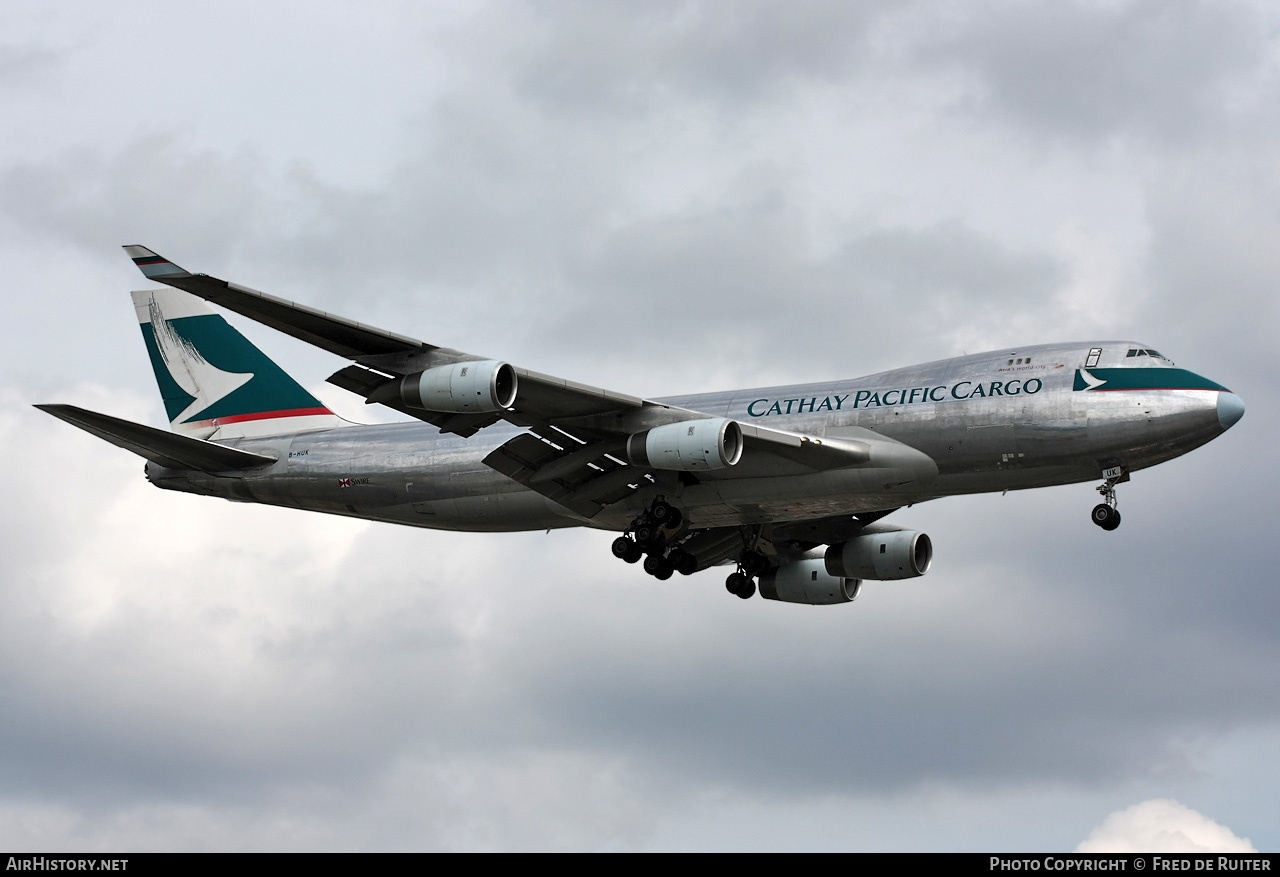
[
  {"left": 36, "top": 404, "right": 277, "bottom": 472},
  {"left": 483, "top": 431, "right": 646, "bottom": 518}
]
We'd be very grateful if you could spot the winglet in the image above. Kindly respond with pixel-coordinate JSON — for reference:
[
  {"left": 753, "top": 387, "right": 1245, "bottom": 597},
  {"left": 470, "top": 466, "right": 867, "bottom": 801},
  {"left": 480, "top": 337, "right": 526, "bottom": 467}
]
[{"left": 123, "top": 245, "right": 192, "bottom": 280}]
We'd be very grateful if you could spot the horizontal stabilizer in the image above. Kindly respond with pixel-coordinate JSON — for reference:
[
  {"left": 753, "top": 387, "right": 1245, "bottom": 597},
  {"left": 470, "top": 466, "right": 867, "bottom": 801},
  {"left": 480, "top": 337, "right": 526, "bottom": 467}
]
[{"left": 35, "top": 404, "right": 277, "bottom": 472}]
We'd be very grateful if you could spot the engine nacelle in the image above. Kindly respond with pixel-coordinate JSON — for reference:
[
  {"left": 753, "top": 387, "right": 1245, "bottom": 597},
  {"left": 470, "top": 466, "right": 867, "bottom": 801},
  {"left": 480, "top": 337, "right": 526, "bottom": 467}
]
[
  {"left": 626, "top": 418, "right": 743, "bottom": 471},
  {"left": 758, "top": 558, "right": 862, "bottom": 606},
  {"left": 824, "top": 528, "right": 932, "bottom": 580},
  {"left": 400, "top": 360, "right": 517, "bottom": 413}
]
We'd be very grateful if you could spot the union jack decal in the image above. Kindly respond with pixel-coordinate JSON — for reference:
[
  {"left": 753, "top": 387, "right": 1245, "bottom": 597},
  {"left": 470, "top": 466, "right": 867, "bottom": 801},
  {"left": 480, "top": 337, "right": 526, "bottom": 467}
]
[{"left": 338, "top": 478, "right": 352, "bottom": 488}]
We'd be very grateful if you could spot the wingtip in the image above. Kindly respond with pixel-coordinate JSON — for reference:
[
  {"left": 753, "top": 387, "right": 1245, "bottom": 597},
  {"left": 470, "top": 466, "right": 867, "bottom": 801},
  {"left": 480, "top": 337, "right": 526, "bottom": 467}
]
[
  {"left": 123, "top": 245, "right": 190, "bottom": 279},
  {"left": 33, "top": 403, "right": 77, "bottom": 422}
]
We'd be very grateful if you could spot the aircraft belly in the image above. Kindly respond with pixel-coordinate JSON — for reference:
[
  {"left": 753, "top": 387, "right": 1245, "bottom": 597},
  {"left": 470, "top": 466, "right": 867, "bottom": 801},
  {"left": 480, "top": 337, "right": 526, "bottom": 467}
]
[{"left": 678, "top": 469, "right": 934, "bottom": 528}]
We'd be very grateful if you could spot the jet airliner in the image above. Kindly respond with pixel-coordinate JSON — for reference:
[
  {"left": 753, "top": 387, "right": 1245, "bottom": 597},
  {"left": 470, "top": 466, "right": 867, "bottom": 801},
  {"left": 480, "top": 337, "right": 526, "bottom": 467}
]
[{"left": 37, "top": 246, "right": 1245, "bottom": 605}]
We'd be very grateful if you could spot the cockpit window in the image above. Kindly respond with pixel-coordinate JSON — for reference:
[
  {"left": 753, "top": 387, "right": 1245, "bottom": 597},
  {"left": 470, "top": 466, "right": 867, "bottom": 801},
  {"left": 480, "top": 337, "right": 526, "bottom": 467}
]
[{"left": 1126, "top": 348, "right": 1166, "bottom": 359}]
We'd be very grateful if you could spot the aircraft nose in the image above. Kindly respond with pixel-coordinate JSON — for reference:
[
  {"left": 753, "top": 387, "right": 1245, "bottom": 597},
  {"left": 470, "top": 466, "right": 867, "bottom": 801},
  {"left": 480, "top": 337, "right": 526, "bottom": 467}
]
[{"left": 1217, "top": 391, "right": 1245, "bottom": 431}]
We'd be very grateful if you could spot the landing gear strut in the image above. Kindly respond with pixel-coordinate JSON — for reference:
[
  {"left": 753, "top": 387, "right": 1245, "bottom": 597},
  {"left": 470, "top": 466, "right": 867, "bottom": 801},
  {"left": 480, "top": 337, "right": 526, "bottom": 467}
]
[{"left": 1091, "top": 469, "right": 1126, "bottom": 531}]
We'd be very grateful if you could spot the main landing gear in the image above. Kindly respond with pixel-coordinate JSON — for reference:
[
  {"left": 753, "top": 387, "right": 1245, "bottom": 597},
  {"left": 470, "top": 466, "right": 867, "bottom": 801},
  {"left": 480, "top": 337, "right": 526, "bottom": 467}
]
[
  {"left": 611, "top": 499, "right": 697, "bottom": 581},
  {"left": 724, "top": 548, "right": 766, "bottom": 600},
  {"left": 1091, "top": 469, "right": 1126, "bottom": 531}
]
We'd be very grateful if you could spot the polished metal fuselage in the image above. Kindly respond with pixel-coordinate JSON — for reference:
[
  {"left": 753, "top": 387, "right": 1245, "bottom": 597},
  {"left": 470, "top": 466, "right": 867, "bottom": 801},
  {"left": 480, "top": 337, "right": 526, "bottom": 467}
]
[{"left": 147, "top": 341, "right": 1236, "bottom": 533}]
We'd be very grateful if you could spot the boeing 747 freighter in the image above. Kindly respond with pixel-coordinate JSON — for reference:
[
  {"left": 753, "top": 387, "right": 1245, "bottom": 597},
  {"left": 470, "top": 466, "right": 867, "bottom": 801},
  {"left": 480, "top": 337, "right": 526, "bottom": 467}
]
[{"left": 37, "top": 247, "right": 1245, "bottom": 605}]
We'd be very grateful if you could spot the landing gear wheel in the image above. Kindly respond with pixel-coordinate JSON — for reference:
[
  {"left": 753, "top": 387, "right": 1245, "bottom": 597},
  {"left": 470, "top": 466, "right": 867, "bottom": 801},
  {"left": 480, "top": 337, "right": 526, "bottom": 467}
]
[
  {"left": 667, "top": 548, "right": 697, "bottom": 576},
  {"left": 1091, "top": 503, "right": 1121, "bottom": 531},
  {"left": 634, "top": 523, "right": 657, "bottom": 546},
  {"left": 726, "top": 571, "right": 752, "bottom": 597},
  {"left": 643, "top": 554, "right": 674, "bottom": 580},
  {"left": 651, "top": 501, "right": 682, "bottom": 528},
  {"left": 612, "top": 536, "right": 644, "bottom": 563}
]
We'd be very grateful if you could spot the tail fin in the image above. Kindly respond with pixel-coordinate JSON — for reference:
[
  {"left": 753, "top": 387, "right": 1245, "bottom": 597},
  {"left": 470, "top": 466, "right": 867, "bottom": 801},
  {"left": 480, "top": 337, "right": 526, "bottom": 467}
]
[{"left": 133, "top": 287, "right": 342, "bottom": 439}]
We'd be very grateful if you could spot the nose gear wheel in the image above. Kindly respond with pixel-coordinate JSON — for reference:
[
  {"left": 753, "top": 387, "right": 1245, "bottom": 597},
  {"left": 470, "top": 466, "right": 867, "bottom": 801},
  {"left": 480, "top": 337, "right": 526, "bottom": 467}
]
[{"left": 1091, "top": 470, "right": 1126, "bottom": 531}]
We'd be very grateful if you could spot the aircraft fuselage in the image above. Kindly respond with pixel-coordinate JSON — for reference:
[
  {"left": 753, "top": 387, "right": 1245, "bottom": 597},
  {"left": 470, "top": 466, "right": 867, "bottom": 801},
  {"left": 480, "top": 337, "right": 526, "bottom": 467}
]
[{"left": 147, "top": 340, "right": 1238, "bottom": 533}]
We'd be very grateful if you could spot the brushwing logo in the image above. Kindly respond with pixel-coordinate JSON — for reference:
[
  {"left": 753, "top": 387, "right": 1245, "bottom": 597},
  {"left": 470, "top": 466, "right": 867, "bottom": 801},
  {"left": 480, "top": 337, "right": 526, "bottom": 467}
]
[
  {"left": 148, "top": 297, "right": 253, "bottom": 424},
  {"left": 1075, "top": 368, "right": 1109, "bottom": 391}
]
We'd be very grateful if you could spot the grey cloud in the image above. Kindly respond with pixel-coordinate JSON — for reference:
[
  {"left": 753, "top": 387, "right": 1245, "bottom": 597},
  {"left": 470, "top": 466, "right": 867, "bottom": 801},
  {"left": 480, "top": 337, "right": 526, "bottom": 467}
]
[
  {"left": 562, "top": 211, "right": 1065, "bottom": 388},
  {"left": 915, "top": 0, "right": 1273, "bottom": 144},
  {"left": 513, "top": 0, "right": 883, "bottom": 115},
  {"left": 0, "top": 135, "right": 268, "bottom": 260},
  {"left": 0, "top": 43, "right": 63, "bottom": 88}
]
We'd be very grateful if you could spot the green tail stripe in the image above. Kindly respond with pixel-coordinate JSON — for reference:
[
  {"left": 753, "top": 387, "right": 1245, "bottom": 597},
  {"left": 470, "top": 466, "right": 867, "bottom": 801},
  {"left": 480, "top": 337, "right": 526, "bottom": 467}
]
[{"left": 140, "top": 314, "right": 326, "bottom": 423}]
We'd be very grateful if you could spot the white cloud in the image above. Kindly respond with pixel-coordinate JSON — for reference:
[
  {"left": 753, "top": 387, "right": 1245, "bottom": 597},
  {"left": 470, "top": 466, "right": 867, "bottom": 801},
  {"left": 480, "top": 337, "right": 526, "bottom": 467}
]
[{"left": 1076, "top": 799, "right": 1257, "bottom": 854}]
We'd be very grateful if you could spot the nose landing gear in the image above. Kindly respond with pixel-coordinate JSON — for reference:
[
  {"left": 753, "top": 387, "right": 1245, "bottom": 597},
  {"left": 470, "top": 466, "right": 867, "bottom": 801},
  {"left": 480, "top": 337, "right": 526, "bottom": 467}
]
[{"left": 1091, "top": 468, "right": 1127, "bottom": 531}]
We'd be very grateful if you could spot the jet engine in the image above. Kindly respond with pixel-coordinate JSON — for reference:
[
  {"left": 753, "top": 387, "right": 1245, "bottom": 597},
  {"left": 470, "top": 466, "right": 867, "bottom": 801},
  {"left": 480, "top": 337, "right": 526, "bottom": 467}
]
[
  {"left": 824, "top": 528, "right": 932, "bottom": 580},
  {"left": 758, "top": 558, "right": 862, "bottom": 605},
  {"left": 400, "top": 360, "right": 517, "bottom": 413},
  {"left": 626, "top": 418, "right": 743, "bottom": 471}
]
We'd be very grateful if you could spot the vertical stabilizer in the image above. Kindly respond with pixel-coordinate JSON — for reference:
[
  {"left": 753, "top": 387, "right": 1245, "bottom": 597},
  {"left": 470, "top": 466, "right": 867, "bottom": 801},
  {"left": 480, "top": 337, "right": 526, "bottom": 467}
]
[{"left": 132, "top": 287, "right": 342, "bottom": 439}]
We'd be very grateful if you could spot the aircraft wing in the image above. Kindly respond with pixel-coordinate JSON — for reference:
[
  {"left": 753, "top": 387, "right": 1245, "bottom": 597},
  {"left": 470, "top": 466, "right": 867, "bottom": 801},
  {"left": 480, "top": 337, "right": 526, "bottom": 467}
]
[{"left": 125, "top": 246, "right": 932, "bottom": 517}]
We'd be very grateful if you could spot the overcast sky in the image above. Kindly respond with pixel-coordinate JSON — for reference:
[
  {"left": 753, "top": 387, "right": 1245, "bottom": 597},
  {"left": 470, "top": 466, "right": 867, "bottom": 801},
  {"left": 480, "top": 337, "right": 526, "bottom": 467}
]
[{"left": 0, "top": 0, "right": 1276, "bottom": 852}]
